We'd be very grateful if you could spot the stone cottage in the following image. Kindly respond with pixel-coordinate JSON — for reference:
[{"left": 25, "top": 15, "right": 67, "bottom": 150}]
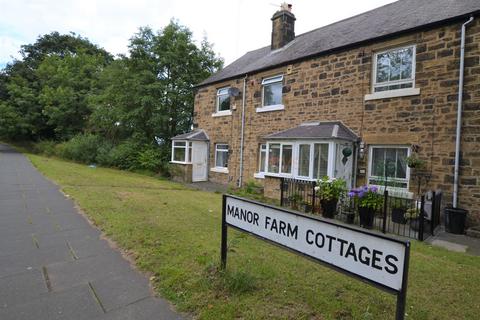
[{"left": 171, "top": 0, "right": 480, "bottom": 223}]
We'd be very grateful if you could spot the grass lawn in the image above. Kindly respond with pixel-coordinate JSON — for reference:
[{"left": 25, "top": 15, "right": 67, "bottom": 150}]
[{"left": 28, "top": 154, "right": 480, "bottom": 319}]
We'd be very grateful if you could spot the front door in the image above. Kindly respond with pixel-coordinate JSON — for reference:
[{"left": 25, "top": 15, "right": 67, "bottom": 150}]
[
  {"left": 192, "top": 141, "right": 208, "bottom": 182},
  {"left": 334, "top": 143, "right": 354, "bottom": 189}
]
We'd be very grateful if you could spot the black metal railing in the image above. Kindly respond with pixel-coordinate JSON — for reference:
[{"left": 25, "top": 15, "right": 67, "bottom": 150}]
[{"left": 279, "top": 178, "right": 442, "bottom": 241}]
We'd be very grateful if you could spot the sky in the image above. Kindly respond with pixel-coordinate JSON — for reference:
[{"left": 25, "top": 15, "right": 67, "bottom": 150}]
[{"left": 0, "top": 0, "right": 397, "bottom": 69}]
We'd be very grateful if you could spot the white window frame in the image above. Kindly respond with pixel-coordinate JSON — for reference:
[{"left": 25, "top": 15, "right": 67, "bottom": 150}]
[
  {"left": 170, "top": 140, "right": 191, "bottom": 164},
  {"left": 212, "top": 143, "right": 229, "bottom": 173},
  {"left": 365, "top": 45, "right": 420, "bottom": 101},
  {"left": 257, "top": 75, "right": 284, "bottom": 112},
  {"left": 254, "top": 144, "right": 267, "bottom": 179},
  {"left": 213, "top": 87, "right": 232, "bottom": 117},
  {"left": 367, "top": 145, "right": 411, "bottom": 193},
  {"left": 263, "top": 141, "right": 335, "bottom": 180}
]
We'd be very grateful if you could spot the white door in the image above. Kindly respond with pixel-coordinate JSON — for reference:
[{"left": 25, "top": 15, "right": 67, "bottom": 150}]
[{"left": 192, "top": 141, "right": 208, "bottom": 182}]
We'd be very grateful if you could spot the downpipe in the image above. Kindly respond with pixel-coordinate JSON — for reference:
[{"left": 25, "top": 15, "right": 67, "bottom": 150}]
[
  {"left": 238, "top": 74, "right": 247, "bottom": 188},
  {"left": 453, "top": 16, "right": 474, "bottom": 208}
]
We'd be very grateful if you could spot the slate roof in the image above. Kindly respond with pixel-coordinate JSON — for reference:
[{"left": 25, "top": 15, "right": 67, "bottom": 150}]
[
  {"left": 264, "top": 121, "right": 360, "bottom": 142},
  {"left": 199, "top": 0, "right": 480, "bottom": 87},
  {"left": 171, "top": 129, "right": 209, "bottom": 141}
]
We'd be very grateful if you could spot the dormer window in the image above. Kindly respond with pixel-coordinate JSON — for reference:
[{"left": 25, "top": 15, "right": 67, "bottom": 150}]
[{"left": 373, "top": 45, "right": 415, "bottom": 93}]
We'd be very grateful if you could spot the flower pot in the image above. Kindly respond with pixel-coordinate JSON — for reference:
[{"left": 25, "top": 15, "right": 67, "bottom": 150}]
[
  {"left": 346, "top": 213, "right": 355, "bottom": 224},
  {"left": 358, "top": 206, "right": 375, "bottom": 228},
  {"left": 391, "top": 208, "right": 407, "bottom": 224},
  {"left": 409, "top": 218, "right": 419, "bottom": 231},
  {"left": 321, "top": 199, "right": 338, "bottom": 218}
]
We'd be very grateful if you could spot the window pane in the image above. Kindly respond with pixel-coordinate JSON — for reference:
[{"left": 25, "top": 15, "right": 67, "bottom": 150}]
[
  {"left": 384, "top": 148, "right": 397, "bottom": 178},
  {"left": 298, "top": 144, "right": 310, "bottom": 177},
  {"left": 389, "top": 51, "right": 401, "bottom": 81},
  {"left": 218, "top": 87, "right": 229, "bottom": 95},
  {"left": 400, "top": 47, "right": 413, "bottom": 79},
  {"left": 268, "top": 144, "right": 280, "bottom": 173},
  {"left": 263, "top": 82, "right": 282, "bottom": 106},
  {"left": 396, "top": 149, "right": 408, "bottom": 179},
  {"left": 218, "top": 95, "right": 230, "bottom": 111},
  {"left": 376, "top": 53, "right": 390, "bottom": 83},
  {"left": 313, "top": 144, "right": 329, "bottom": 179},
  {"left": 259, "top": 144, "right": 266, "bottom": 172},
  {"left": 173, "top": 148, "right": 185, "bottom": 162},
  {"left": 281, "top": 145, "right": 292, "bottom": 174},
  {"left": 371, "top": 148, "right": 385, "bottom": 177},
  {"left": 217, "top": 144, "right": 228, "bottom": 150}
]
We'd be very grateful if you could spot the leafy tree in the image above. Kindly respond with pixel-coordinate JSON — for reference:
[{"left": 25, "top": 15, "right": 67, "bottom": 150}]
[{"left": 0, "top": 32, "right": 111, "bottom": 140}]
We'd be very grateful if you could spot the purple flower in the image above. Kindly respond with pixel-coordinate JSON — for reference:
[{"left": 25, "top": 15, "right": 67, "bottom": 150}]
[
  {"left": 348, "top": 191, "right": 355, "bottom": 197},
  {"left": 370, "top": 186, "right": 378, "bottom": 193},
  {"left": 358, "top": 191, "right": 365, "bottom": 198}
]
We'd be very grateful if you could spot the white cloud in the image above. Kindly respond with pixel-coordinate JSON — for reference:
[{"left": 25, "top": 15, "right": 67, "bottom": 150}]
[{"left": 0, "top": 0, "right": 396, "bottom": 66}]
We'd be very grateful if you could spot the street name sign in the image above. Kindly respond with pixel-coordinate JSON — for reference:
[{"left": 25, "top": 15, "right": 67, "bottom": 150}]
[{"left": 221, "top": 195, "right": 410, "bottom": 320}]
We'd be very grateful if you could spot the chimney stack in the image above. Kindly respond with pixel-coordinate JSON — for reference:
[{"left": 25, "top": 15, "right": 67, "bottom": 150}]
[{"left": 271, "top": 3, "right": 296, "bottom": 50}]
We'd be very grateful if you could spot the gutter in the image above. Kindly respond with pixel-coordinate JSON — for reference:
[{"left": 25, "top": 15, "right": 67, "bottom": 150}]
[
  {"left": 238, "top": 74, "right": 247, "bottom": 188},
  {"left": 453, "top": 16, "right": 474, "bottom": 208}
]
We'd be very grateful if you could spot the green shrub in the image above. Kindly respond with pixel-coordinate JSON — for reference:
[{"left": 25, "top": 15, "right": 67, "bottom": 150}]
[
  {"left": 137, "top": 148, "right": 162, "bottom": 171},
  {"left": 107, "top": 140, "right": 140, "bottom": 170},
  {"left": 60, "top": 134, "right": 101, "bottom": 163},
  {"left": 95, "top": 142, "right": 114, "bottom": 166},
  {"left": 33, "top": 140, "right": 57, "bottom": 156}
]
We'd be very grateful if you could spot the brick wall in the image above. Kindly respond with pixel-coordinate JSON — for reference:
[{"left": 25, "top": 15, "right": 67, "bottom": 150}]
[{"left": 194, "top": 20, "right": 480, "bottom": 223}]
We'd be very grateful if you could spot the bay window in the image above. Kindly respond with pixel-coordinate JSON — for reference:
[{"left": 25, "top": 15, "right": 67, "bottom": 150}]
[{"left": 264, "top": 141, "right": 334, "bottom": 179}]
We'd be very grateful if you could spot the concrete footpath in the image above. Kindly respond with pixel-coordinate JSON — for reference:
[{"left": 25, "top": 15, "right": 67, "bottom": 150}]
[{"left": 0, "top": 144, "right": 185, "bottom": 320}]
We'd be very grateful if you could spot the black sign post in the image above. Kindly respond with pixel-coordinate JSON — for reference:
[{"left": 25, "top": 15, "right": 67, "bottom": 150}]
[{"left": 221, "top": 194, "right": 410, "bottom": 320}]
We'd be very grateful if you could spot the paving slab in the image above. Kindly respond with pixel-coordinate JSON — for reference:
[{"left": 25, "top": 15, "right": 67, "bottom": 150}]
[{"left": 0, "top": 144, "right": 186, "bottom": 319}]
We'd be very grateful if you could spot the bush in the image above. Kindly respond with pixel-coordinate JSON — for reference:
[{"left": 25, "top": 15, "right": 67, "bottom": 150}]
[
  {"left": 59, "top": 134, "right": 101, "bottom": 164},
  {"left": 107, "top": 140, "right": 140, "bottom": 170},
  {"left": 33, "top": 140, "right": 57, "bottom": 156},
  {"left": 137, "top": 148, "right": 162, "bottom": 171}
]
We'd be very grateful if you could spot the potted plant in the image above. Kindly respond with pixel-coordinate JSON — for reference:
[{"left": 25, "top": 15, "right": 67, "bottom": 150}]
[
  {"left": 405, "top": 155, "right": 425, "bottom": 169},
  {"left": 288, "top": 193, "right": 303, "bottom": 210},
  {"left": 348, "top": 185, "right": 383, "bottom": 229},
  {"left": 391, "top": 201, "right": 407, "bottom": 224},
  {"left": 407, "top": 206, "right": 422, "bottom": 231},
  {"left": 301, "top": 200, "right": 312, "bottom": 213},
  {"left": 315, "top": 177, "right": 347, "bottom": 218}
]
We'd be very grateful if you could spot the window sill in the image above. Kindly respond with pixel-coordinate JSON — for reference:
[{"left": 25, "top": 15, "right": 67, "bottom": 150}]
[
  {"left": 370, "top": 184, "right": 414, "bottom": 199},
  {"left": 212, "top": 110, "right": 232, "bottom": 117},
  {"left": 170, "top": 161, "right": 191, "bottom": 165},
  {"left": 256, "top": 104, "right": 285, "bottom": 113},
  {"left": 254, "top": 172, "right": 265, "bottom": 179},
  {"left": 263, "top": 172, "right": 293, "bottom": 179},
  {"left": 211, "top": 167, "right": 229, "bottom": 174},
  {"left": 364, "top": 88, "right": 420, "bottom": 101}
]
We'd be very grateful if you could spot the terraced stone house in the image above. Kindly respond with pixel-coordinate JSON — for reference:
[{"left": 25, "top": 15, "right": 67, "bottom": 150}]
[{"left": 171, "top": 0, "right": 480, "bottom": 223}]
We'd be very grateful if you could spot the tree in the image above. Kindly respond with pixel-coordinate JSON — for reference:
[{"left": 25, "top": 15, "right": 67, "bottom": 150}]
[
  {"left": 90, "top": 21, "right": 223, "bottom": 147},
  {"left": 0, "top": 32, "right": 112, "bottom": 140}
]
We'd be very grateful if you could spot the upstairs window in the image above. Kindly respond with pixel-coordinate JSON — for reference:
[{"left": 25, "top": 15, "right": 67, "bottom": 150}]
[
  {"left": 262, "top": 75, "right": 283, "bottom": 107},
  {"left": 216, "top": 87, "right": 230, "bottom": 112},
  {"left": 215, "top": 144, "right": 229, "bottom": 168},
  {"left": 373, "top": 46, "right": 415, "bottom": 93}
]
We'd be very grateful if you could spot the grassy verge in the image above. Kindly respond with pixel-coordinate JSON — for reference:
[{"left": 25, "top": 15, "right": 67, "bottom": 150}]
[{"left": 28, "top": 154, "right": 480, "bottom": 319}]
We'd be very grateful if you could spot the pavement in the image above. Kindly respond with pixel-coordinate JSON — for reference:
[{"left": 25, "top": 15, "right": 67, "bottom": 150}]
[
  {"left": 0, "top": 144, "right": 186, "bottom": 320},
  {"left": 425, "top": 226, "right": 480, "bottom": 256}
]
